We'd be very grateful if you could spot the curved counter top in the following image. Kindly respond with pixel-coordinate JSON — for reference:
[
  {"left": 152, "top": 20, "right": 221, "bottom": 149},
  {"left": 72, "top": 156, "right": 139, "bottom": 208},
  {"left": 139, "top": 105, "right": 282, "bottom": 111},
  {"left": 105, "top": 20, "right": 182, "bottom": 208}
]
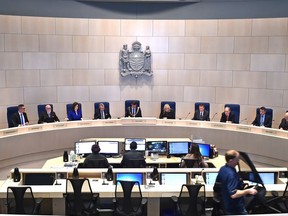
[{"left": 0, "top": 118, "right": 287, "bottom": 171}]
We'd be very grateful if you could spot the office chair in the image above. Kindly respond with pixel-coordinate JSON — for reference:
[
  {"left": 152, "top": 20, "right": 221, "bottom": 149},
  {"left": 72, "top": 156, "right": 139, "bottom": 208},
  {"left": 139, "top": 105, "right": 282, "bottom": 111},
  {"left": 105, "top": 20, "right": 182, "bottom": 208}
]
[
  {"left": 195, "top": 102, "right": 210, "bottom": 114},
  {"left": 82, "top": 158, "right": 110, "bottom": 168},
  {"left": 6, "top": 186, "right": 42, "bottom": 214},
  {"left": 224, "top": 104, "right": 240, "bottom": 124},
  {"left": 113, "top": 180, "right": 147, "bottom": 216},
  {"left": 122, "top": 159, "right": 146, "bottom": 168},
  {"left": 160, "top": 101, "right": 176, "bottom": 113},
  {"left": 64, "top": 178, "right": 99, "bottom": 216},
  {"left": 7, "top": 106, "right": 19, "bottom": 128},
  {"left": 171, "top": 184, "right": 206, "bottom": 216},
  {"left": 125, "top": 100, "right": 140, "bottom": 111},
  {"left": 37, "top": 104, "right": 53, "bottom": 119}
]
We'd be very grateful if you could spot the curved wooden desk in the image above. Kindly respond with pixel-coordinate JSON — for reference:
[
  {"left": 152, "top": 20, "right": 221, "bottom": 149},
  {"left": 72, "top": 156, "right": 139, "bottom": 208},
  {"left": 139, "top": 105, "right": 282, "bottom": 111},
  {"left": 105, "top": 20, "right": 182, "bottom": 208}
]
[{"left": 0, "top": 118, "right": 287, "bottom": 172}]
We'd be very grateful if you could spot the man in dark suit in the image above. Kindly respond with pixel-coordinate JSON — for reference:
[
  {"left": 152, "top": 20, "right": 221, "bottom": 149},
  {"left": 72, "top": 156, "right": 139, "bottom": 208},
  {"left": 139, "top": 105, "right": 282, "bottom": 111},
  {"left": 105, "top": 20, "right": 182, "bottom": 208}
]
[
  {"left": 38, "top": 104, "right": 60, "bottom": 124},
  {"left": 94, "top": 103, "right": 111, "bottom": 119},
  {"left": 192, "top": 104, "right": 210, "bottom": 121},
  {"left": 121, "top": 141, "right": 146, "bottom": 168},
  {"left": 83, "top": 143, "right": 110, "bottom": 168},
  {"left": 252, "top": 106, "right": 272, "bottom": 128},
  {"left": 220, "top": 107, "right": 236, "bottom": 123},
  {"left": 125, "top": 101, "right": 142, "bottom": 117},
  {"left": 11, "top": 104, "right": 29, "bottom": 127},
  {"left": 279, "top": 111, "right": 288, "bottom": 130}
]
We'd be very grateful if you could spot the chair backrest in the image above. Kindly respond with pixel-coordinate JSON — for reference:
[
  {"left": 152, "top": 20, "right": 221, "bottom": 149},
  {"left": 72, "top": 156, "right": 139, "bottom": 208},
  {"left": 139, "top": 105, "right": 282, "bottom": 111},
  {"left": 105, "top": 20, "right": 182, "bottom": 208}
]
[
  {"left": 161, "top": 101, "right": 176, "bottom": 113},
  {"left": 94, "top": 102, "right": 110, "bottom": 114},
  {"left": 66, "top": 103, "right": 81, "bottom": 116},
  {"left": 115, "top": 180, "right": 142, "bottom": 215},
  {"left": 83, "top": 158, "right": 108, "bottom": 168},
  {"left": 7, "top": 106, "right": 19, "bottom": 128},
  {"left": 64, "top": 178, "right": 97, "bottom": 216},
  {"left": 256, "top": 108, "right": 273, "bottom": 121},
  {"left": 194, "top": 102, "right": 210, "bottom": 114},
  {"left": 182, "top": 159, "right": 201, "bottom": 168},
  {"left": 224, "top": 104, "right": 240, "bottom": 124},
  {"left": 6, "top": 186, "right": 36, "bottom": 214},
  {"left": 37, "top": 104, "right": 53, "bottom": 119},
  {"left": 123, "top": 159, "right": 146, "bottom": 168},
  {"left": 177, "top": 184, "right": 205, "bottom": 216},
  {"left": 125, "top": 100, "right": 140, "bottom": 111}
]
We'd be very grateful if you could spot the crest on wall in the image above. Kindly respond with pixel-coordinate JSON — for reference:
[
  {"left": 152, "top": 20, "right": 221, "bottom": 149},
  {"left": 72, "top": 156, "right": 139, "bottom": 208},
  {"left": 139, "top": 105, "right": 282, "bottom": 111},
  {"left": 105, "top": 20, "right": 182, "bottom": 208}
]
[{"left": 119, "top": 41, "right": 153, "bottom": 78}]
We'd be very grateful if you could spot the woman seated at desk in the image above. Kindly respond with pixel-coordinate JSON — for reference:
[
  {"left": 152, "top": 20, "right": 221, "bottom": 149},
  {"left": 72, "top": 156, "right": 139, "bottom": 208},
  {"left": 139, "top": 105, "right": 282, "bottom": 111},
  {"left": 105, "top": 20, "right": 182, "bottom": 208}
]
[
  {"left": 159, "top": 104, "right": 175, "bottom": 119},
  {"left": 181, "top": 143, "right": 208, "bottom": 168},
  {"left": 68, "top": 102, "right": 82, "bottom": 121}
]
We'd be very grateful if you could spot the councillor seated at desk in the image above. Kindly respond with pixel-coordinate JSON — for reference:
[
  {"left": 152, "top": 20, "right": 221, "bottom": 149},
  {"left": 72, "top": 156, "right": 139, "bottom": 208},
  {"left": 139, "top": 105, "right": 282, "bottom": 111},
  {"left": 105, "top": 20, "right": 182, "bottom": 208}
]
[
  {"left": 180, "top": 143, "right": 208, "bottom": 168},
  {"left": 251, "top": 106, "right": 272, "bottom": 128},
  {"left": 11, "top": 104, "right": 29, "bottom": 127},
  {"left": 125, "top": 101, "right": 142, "bottom": 118},
  {"left": 38, "top": 104, "right": 60, "bottom": 124},
  {"left": 94, "top": 103, "right": 111, "bottom": 120},
  {"left": 192, "top": 104, "right": 210, "bottom": 121},
  {"left": 279, "top": 111, "right": 288, "bottom": 130},
  {"left": 68, "top": 102, "right": 82, "bottom": 121},
  {"left": 159, "top": 104, "right": 175, "bottom": 119},
  {"left": 83, "top": 143, "right": 110, "bottom": 168},
  {"left": 220, "top": 107, "right": 236, "bottom": 124},
  {"left": 121, "top": 141, "right": 146, "bottom": 168}
]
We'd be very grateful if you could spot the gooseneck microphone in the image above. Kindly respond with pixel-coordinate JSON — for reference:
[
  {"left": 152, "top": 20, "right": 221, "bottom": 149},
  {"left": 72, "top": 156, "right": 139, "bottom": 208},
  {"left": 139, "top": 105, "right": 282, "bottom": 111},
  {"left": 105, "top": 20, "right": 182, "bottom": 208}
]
[
  {"left": 211, "top": 113, "right": 218, "bottom": 121},
  {"left": 184, "top": 112, "right": 191, "bottom": 120}
]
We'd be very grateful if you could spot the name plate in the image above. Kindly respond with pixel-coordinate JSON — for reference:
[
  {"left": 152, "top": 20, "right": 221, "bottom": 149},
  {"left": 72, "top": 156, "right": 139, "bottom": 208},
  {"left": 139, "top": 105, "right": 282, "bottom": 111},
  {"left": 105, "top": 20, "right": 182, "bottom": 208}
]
[
  {"left": 212, "top": 123, "right": 226, "bottom": 128},
  {"left": 236, "top": 126, "right": 251, "bottom": 131},
  {"left": 163, "top": 121, "right": 176, "bottom": 125},
  {"left": 78, "top": 122, "right": 92, "bottom": 126},
  {"left": 28, "top": 126, "right": 43, "bottom": 131},
  {"left": 103, "top": 120, "right": 118, "bottom": 125},
  {"left": 3, "top": 129, "right": 18, "bottom": 135},
  {"left": 186, "top": 121, "right": 199, "bottom": 126},
  {"left": 53, "top": 123, "right": 67, "bottom": 128},
  {"left": 263, "top": 129, "right": 277, "bottom": 135}
]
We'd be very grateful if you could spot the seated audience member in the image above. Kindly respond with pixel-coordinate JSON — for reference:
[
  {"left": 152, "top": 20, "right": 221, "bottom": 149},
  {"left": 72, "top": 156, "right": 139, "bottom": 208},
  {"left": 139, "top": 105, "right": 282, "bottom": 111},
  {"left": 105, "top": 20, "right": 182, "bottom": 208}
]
[
  {"left": 121, "top": 141, "right": 146, "bottom": 167},
  {"left": 125, "top": 101, "right": 142, "bottom": 117},
  {"left": 220, "top": 107, "right": 236, "bottom": 123},
  {"left": 94, "top": 103, "right": 111, "bottom": 119},
  {"left": 252, "top": 106, "right": 272, "bottom": 128},
  {"left": 83, "top": 143, "right": 110, "bottom": 168},
  {"left": 192, "top": 104, "right": 210, "bottom": 121},
  {"left": 278, "top": 111, "right": 288, "bottom": 130},
  {"left": 181, "top": 143, "right": 208, "bottom": 168},
  {"left": 159, "top": 104, "right": 175, "bottom": 119},
  {"left": 38, "top": 104, "right": 60, "bottom": 124},
  {"left": 68, "top": 102, "right": 82, "bottom": 121},
  {"left": 11, "top": 104, "right": 29, "bottom": 127}
]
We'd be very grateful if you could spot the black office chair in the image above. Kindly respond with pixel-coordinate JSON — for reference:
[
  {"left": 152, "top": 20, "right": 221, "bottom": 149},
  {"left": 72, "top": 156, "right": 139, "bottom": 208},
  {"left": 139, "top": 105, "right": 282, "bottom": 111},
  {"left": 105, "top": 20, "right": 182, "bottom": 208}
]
[
  {"left": 64, "top": 178, "right": 99, "bottom": 216},
  {"left": 171, "top": 184, "right": 206, "bottom": 216},
  {"left": 6, "top": 186, "right": 42, "bottom": 214},
  {"left": 82, "top": 159, "right": 110, "bottom": 168},
  {"left": 7, "top": 106, "right": 19, "bottom": 128},
  {"left": 113, "top": 180, "right": 147, "bottom": 216},
  {"left": 122, "top": 159, "right": 146, "bottom": 168}
]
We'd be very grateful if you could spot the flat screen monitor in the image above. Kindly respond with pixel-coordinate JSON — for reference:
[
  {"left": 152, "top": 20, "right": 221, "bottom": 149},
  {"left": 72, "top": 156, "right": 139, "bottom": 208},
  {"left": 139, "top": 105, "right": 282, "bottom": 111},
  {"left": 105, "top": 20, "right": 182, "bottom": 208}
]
[
  {"left": 115, "top": 173, "right": 144, "bottom": 185},
  {"left": 197, "top": 143, "right": 211, "bottom": 158},
  {"left": 168, "top": 141, "right": 189, "bottom": 156},
  {"left": 249, "top": 172, "right": 276, "bottom": 184},
  {"left": 146, "top": 141, "right": 167, "bottom": 154},
  {"left": 97, "top": 141, "right": 119, "bottom": 155},
  {"left": 125, "top": 138, "right": 146, "bottom": 151},
  {"left": 24, "top": 173, "right": 55, "bottom": 185},
  {"left": 75, "top": 141, "right": 96, "bottom": 155},
  {"left": 160, "top": 173, "right": 188, "bottom": 185},
  {"left": 204, "top": 172, "right": 218, "bottom": 185}
]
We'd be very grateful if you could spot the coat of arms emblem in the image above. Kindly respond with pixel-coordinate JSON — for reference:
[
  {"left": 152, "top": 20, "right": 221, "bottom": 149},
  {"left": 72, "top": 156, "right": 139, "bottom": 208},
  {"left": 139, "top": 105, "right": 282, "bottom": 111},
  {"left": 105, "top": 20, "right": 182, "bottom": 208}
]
[{"left": 119, "top": 41, "right": 153, "bottom": 78}]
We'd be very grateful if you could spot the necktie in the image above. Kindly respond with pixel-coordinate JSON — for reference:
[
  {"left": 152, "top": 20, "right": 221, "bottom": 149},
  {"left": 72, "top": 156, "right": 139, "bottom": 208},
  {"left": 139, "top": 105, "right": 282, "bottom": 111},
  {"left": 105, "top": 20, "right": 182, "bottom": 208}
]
[
  {"left": 260, "top": 115, "right": 264, "bottom": 126},
  {"left": 133, "top": 108, "right": 135, "bottom": 115},
  {"left": 101, "top": 111, "right": 105, "bottom": 119},
  {"left": 20, "top": 114, "right": 25, "bottom": 125}
]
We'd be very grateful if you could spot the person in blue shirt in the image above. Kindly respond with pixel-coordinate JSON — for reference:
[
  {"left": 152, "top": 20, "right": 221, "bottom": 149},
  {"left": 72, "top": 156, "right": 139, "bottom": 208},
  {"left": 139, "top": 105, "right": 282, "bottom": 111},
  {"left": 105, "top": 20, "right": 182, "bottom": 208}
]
[
  {"left": 215, "top": 150, "right": 257, "bottom": 215},
  {"left": 252, "top": 106, "right": 272, "bottom": 128},
  {"left": 68, "top": 102, "right": 82, "bottom": 121}
]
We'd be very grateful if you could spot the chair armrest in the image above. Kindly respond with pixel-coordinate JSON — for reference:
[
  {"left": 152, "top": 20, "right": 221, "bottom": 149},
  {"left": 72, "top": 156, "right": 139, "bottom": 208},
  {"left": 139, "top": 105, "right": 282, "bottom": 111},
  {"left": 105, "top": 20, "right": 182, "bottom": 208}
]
[
  {"left": 141, "top": 198, "right": 148, "bottom": 206},
  {"left": 35, "top": 198, "right": 43, "bottom": 205},
  {"left": 171, "top": 196, "right": 178, "bottom": 203}
]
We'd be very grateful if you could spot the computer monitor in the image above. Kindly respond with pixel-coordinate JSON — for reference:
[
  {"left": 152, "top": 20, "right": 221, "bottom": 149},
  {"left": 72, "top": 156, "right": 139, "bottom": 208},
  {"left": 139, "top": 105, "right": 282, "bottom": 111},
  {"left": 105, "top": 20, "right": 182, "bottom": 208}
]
[
  {"left": 97, "top": 141, "right": 119, "bottom": 156},
  {"left": 249, "top": 172, "right": 277, "bottom": 184},
  {"left": 115, "top": 173, "right": 144, "bottom": 185},
  {"left": 160, "top": 173, "right": 188, "bottom": 185},
  {"left": 204, "top": 172, "right": 218, "bottom": 185},
  {"left": 168, "top": 141, "right": 189, "bottom": 156},
  {"left": 74, "top": 141, "right": 96, "bottom": 156},
  {"left": 146, "top": 141, "right": 167, "bottom": 154},
  {"left": 197, "top": 143, "right": 211, "bottom": 158},
  {"left": 124, "top": 138, "right": 146, "bottom": 151}
]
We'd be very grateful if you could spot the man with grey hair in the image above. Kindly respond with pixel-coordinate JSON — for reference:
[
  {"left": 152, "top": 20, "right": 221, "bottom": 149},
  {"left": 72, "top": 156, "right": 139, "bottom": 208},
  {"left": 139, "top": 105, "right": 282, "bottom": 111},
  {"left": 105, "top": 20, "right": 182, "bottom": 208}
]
[
  {"left": 38, "top": 104, "right": 59, "bottom": 124},
  {"left": 94, "top": 103, "right": 111, "bottom": 119}
]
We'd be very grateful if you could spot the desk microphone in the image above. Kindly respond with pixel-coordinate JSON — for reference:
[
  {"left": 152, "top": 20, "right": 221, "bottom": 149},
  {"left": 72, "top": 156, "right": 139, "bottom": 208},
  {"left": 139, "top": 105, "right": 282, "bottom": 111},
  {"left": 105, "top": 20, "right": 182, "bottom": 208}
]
[
  {"left": 239, "top": 118, "right": 247, "bottom": 124},
  {"left": 184, "top": 112, "right": 191, "bottom": 120},
  {"left": 211, "top": 113, "right": 217, "bottom": 121}
]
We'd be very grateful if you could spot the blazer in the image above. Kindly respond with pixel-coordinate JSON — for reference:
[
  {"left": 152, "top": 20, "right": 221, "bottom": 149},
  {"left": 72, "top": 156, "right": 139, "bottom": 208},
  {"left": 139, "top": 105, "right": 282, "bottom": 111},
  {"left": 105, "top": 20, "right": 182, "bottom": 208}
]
[
  {"left": 68, "top": 110, "right": 82, "bottom": 121},
  {"left": 252, "top": 114, "right": 272, "bottom": 128},
  {"left": 220, "top": 112, "right": 236, "bottom": 123},
  {"left": 83, "top": 153, "right": 110, "bottom": 168},
  {"left": 11, "top": 112, "right": 29, "bottom": 127},
  {"left": 121, "top": 150, "right": 146, "bottom": 167},
  {"left": 192, "top": 110, "right": 210, "bottom": 121},
  {"left": 159, "top": 109, "right": 175, "bottom": 119},
  {"left": 125, "top": 107, "right": 142, "bottom": 117},
  {"left": 94, "top": 109, "right": 111, "bottom": 119},
  {"left": 38, "top": 111, "right": 60, "bottom": 124},
  {"left": 279, "top": 118, "right": 288, "bottom": 130}
]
